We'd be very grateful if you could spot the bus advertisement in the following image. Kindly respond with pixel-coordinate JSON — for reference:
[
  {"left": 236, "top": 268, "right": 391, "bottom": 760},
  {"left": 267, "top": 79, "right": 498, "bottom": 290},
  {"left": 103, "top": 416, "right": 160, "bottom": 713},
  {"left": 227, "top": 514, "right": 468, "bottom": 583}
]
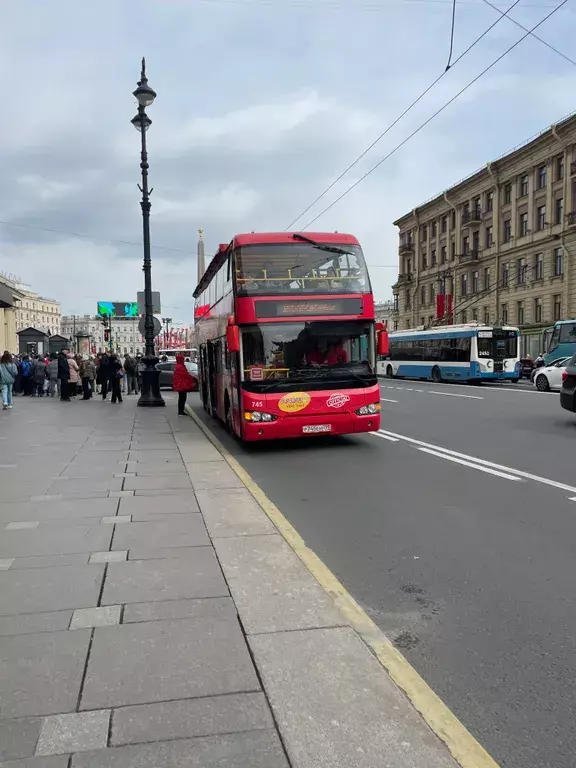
[
  {"left": 377, "top": 323, "right": 521, "bottom": 383},
  {"left": 193, "top": 232, "right": 388, "bottom": 441},
  {"left": 545, "top": 319, "right": 576, "bottom": 363}
]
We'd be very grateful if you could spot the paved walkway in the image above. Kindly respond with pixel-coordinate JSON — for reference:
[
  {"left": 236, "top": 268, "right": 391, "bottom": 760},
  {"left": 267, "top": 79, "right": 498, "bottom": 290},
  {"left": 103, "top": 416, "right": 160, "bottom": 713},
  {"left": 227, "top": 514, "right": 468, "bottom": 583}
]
[{"left": 0, "top": 395, "right": 459, "bottom": 768}]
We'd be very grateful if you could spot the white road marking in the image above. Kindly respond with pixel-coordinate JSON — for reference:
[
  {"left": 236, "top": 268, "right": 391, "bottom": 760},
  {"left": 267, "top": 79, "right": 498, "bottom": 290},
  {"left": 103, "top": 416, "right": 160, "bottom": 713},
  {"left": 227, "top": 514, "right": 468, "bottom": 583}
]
[
  {"left": 380, "top": 398, "right": 399, "bottom": 403},
  {"left": 414, "top": 389, "right": 424, "bottom": 392},
  {"left": 371, "top": 431, "right": 400, "bottom": 442},
  {"left": 377, "top": 429, "right": 576, "bottom": 495},
  {"left": 416, "top": 446, "right": 522, "bottom": 482},
  {"left": 568, "top": 497, "right": 576, "bottom": 502},
  {"left": 428, "top": 391, "right": 484, "bottom": 400},
  {"left": 405, "top": 388, "right": 414, "bottom": 391}
]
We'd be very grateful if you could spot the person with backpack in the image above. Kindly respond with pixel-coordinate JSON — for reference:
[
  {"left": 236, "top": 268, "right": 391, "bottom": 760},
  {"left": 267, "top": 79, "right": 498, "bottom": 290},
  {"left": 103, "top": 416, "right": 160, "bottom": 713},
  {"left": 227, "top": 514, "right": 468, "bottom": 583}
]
[
  {"left": 32, "top": 355, "right": 47, "bottom": 397},
  {"left": 0, "top": 352, "right": 18, "bottom": 410},
  {"left": 108, "top": 353, "right": 124, "bottom": 404},
  {"left": 79, "top": 357, "right": 96, "bottom": 400},
  {"left": 20, "top": 355, "right": 33, "bottom": 396},
  {"left": 123, "top": 353, "right": 139, "bottom": 394},
  {"left": 47, "top": 353, "right": 59, "bottom": 397}
]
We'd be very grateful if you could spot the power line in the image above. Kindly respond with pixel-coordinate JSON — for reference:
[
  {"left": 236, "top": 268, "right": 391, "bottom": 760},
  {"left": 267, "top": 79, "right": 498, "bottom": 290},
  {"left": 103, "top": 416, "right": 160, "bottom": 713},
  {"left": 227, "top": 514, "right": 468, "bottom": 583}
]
[
  {"left": 445, "top": 0, "right": 458, "bottom": 70},
  {"left": 0, "top": 220, "right": 195, "bottom": 257},
  {"left": 285, "top": 0, "right": 523, "bottom": 230},
  {"left": 299, "top": 0, "right": 569, "bottom": 230},
  {"left": 193, "top": 0, "right": 560, "bottom": 8}
]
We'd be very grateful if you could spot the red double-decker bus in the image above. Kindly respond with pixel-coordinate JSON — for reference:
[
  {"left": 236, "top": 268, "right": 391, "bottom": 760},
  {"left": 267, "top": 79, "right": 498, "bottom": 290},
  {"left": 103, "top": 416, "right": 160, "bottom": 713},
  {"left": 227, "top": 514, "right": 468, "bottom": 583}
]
[{"left": 193, "top": 232, "right": 387, "bottom": 441}]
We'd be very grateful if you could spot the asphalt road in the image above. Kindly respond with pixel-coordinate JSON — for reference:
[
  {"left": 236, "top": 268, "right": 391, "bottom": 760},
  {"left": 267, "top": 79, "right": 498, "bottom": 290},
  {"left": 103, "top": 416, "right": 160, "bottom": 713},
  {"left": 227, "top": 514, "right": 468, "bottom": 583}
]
[{"left": 192, "top": 378, "right": 576, "bottom": 768}]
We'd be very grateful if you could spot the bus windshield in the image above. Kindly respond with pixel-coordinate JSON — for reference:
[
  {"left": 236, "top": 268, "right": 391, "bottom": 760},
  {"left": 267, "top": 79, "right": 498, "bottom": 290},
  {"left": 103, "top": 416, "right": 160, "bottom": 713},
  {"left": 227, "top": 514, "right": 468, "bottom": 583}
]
[
  {"left": 477, "top": 330, "right": 518, "bottom": 359},
  {"left": 235, "top": 243, "right": 370, "bottom": 296},
  {"left": 241, "top": 320, "right": 375, "bottom": 391}
]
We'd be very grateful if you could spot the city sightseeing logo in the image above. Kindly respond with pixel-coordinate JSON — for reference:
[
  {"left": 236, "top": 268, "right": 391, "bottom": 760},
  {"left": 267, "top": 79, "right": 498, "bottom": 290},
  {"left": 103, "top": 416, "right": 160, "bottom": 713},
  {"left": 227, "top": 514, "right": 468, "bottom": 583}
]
[{"left": 326, "top": 393, "right": 350, "bottom": 409}]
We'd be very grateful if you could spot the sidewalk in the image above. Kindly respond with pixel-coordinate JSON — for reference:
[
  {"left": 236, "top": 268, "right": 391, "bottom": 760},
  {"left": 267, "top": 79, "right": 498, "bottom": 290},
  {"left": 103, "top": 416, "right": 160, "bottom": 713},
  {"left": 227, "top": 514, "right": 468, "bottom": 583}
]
[{"left": 0, "top": 395, "right": 460, "bottom": 768}]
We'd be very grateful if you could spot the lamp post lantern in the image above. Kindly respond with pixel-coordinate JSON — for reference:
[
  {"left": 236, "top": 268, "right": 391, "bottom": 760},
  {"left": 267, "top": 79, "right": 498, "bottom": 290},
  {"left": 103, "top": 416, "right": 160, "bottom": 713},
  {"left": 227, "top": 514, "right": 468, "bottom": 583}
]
[{"left": 132, "top": 58, "right": 164, "bottom": 407}]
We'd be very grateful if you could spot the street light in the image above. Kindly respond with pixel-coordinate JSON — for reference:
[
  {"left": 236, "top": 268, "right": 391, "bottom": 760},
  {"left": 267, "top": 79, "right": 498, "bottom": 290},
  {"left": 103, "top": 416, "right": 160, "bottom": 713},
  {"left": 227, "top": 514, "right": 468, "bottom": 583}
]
[
  {"left": 132, "top": 57, "right": 164, "bottom": 407},
  {"left": 162, "top": 316, "right": 172, "bottom": 348}
]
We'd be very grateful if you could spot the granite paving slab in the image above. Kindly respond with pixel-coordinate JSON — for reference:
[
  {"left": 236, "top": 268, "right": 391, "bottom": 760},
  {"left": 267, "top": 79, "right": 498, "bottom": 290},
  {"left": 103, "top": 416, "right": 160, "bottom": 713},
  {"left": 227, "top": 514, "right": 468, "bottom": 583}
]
[
  {"left": 186, "top": 462, "right": 244, "bottom": 491},
  {"left": 122, "top": 596, "right": 236, "bottom": 624},
  {"left": 0, "top": 611, "right": 72, "bottom": 637},
  {"left": 0, "top": 527, "right": 112, "bottom": 558},
  {"left": 0, "top": 499, "right": 119, "bottom": 523},
  {"left": 111, "top": 518, "right": 209, "bottom": 550},
  {"left": 0, "top": 565, "right": 105, "bottom": 616},
  {"left": 0, "top": 717, "right": 42, "bottom": 761},
  {"left": 196, "top": 488, "right": 276, "bottom": 538},
  {"left": 0, "top": 756, "right": 70, "bottom": 767},
  {"left": 122, "top": 474, "right": 192, "bottom": 491}
]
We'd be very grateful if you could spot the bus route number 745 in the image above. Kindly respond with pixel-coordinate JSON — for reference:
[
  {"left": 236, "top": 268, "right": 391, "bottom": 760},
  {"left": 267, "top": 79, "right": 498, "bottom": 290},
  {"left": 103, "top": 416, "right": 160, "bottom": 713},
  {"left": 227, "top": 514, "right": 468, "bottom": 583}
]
[{"left": 251, "top": 401, "right": 263, "bottom": 408}]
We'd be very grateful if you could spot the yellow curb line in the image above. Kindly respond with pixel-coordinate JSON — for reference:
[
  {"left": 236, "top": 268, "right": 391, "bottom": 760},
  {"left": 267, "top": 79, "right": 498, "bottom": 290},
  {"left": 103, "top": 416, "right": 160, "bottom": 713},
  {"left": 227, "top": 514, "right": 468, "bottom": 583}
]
[{"left": 186, "top": 404, "right": 500, "bottom": 768}]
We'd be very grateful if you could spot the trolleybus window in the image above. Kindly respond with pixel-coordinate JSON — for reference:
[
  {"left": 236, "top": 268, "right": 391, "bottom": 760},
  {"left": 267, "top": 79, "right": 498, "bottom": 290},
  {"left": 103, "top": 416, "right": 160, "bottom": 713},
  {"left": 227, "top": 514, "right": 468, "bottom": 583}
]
[{"left": 477, "top": 330, "right": 518, "bottom": 359}]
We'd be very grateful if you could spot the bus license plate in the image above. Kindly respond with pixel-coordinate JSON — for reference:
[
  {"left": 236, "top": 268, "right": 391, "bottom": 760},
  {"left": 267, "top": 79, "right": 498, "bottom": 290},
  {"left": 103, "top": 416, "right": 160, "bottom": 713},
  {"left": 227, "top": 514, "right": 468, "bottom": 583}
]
[{"left": 302, "top": 424, "right": 331, "bottom": 433}]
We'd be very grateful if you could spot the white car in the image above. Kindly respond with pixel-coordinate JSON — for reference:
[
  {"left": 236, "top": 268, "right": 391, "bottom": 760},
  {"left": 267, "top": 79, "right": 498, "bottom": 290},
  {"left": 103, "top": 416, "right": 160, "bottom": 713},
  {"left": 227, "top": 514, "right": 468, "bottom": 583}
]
[{"left": 532, "top": 357, "right": 569, "bottom": 392}]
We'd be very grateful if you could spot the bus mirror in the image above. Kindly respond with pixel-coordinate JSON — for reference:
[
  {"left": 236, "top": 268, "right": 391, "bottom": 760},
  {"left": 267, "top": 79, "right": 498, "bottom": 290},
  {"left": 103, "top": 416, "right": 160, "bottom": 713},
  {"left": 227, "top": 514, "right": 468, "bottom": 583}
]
[
  {"left": 226, "top": 324, "right": 240, "bottom": 353},
  {"left": 377, "top": 330, "right": 389, "bottom": 356}
]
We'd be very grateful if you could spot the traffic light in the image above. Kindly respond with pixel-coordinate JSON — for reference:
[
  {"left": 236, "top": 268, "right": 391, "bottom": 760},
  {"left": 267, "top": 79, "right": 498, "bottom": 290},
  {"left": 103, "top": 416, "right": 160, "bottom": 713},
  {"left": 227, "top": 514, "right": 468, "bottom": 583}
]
[{"left": 104, "top": 329, "right": 110, "bottom": 342}]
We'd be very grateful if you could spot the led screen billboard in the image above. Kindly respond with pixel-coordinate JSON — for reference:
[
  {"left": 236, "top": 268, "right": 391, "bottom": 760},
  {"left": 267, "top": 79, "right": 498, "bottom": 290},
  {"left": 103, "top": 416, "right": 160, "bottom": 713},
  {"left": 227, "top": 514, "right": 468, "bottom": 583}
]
[{"left": 97, "top": 302, "right": 139, "bottom": 318}]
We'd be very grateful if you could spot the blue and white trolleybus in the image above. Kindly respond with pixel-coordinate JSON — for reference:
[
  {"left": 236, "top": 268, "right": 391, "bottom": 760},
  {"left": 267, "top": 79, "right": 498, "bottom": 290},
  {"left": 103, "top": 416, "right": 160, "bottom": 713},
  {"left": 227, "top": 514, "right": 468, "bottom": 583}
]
[{"left": 377, "top": 323, "right": 521, "bottom": 383}]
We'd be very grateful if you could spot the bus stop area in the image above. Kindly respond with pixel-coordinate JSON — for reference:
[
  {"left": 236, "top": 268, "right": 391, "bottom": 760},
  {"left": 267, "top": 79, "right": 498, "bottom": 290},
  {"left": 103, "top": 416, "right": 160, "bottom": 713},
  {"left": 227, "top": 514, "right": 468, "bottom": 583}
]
[{"left": 0, "top": 396, "right": 460, "bottom": 768}]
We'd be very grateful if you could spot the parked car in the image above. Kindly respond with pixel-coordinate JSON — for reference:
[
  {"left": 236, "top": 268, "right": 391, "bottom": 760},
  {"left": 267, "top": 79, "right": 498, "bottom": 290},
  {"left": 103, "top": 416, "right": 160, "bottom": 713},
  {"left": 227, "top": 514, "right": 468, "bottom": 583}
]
[
  {"left": 519, "top": 358, "right": 535, "bottom": 379},
  {"left": 532, "top": 357, "right": 569, "bottom": 392},
  {"left": 156, "top": 360, "right": 199, "bottom": 390},
  {"left": 560, "top": 353, "right": 576, "bottom": 413}
]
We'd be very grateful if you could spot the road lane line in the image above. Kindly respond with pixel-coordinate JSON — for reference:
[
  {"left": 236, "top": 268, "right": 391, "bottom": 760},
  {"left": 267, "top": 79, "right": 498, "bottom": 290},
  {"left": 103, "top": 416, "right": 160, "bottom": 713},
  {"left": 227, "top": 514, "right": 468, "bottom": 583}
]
[
  {"left": 378, "top": 429, "right": 576, "bottom": 495},
  {"left": 429, "top": 391, "right": 484, "bottom": 400},
  {"left": 417, "top": 447, "right": 522, "bottom": 482},
  {"left": 187, "top": 405, "right": 501, "bottom": 768},
  {"left": 380, "top": 398, "right": 398, "bottom": 404},
  {"left": 371, "top": 430, "right": 399, "bottom": 440}
]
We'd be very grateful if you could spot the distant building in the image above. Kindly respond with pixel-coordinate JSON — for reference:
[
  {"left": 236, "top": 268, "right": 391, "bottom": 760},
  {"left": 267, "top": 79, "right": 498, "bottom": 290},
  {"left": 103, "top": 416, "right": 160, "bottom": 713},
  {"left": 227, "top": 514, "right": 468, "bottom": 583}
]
[
  {"left": 0, "top": 275, "right": 25, "bottom": 352},
  {"left": 14, "top": 288, "right": 60, "bottom": 337},
  {"left": 61, "top": 315, "right": 145, "bottom": 355},
  {"left": 374, "top": 300, "right": 395, "bottom": 329},
  {"left": 393, "top": 111, "right": 576, "bottom": 357}
]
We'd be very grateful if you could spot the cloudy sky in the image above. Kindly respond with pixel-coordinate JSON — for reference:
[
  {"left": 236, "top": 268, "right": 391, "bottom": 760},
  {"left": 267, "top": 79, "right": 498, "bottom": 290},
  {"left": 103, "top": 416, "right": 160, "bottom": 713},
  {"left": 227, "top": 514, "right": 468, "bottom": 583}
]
[{"left": 1, "top": 0, "right": 575, "bottom": 323}]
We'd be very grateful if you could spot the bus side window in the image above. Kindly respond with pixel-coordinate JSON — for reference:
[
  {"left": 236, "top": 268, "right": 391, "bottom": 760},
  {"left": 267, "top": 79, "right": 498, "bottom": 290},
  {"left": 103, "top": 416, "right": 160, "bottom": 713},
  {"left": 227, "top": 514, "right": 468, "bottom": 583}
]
[{"left": 550, "top": 326, "right": 561, "bottom": 349}]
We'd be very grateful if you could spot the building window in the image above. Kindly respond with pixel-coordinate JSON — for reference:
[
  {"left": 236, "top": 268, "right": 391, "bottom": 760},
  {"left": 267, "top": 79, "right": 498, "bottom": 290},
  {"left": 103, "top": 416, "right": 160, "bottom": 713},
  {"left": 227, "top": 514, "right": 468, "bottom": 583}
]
[
  {"left": 422, "top": 251, "right": 428, "bottom": 269},
  {"left": 429, "top": 283, "right": 435, "bottom": 303},
  {"left": 517, "top": 301, "right": 524, "bottom": 325},
  {"left": 450, "top": 241, "right": 456, "bottom": 260},
  {"left": 450, "top": 211, "right": 456, "bottom": 229},
  {"left": 472, "top": 308, "right": 478, "bottom": 322},
  {"left": 441, "top": 216, "right": 447, "bottom": 233},
  {"left": 393, "top": 294, "right": 399, "bottom": 312},
  {"left": 472, "top": 230, "right": 480, "bottom": 251},
  {"left": 504, "top": 219, "right": 512, "bottom": 242},
  {"left": 484, "top": 307, "right": 490, "bottom": 325},
  {"left": 440, "top": 245, "right": 447, "bottom": 264},
  {"left": 554, "top": 247, "right": 564, "bottom": 276},
  {"left": 537, "top": 165, "right": 547, "bottom": 189},
  {"left": 520, "top": 175, "right": 528, "bottom": 196},
  {"left": 556, "top": 155, "right": 564, "bottom": 181},
  {"left": 553, "top": 294, "right": 562, "bottom": 320},
  {"left": 421, "top": 285, "right": 426, "bottom": 305},
  {"left": 519, "top": 212, "right": 528, "bottom": 236},
  {"left": 431, "top": 249, "right": 437, "bottom": 266},
  {"left": 534, "top": 253, "right": 543, "bottom": 280},
  {"left": 486, "top": 190, "right": 494, "bottom": 211},
  {"left": 484, "top": 267, "right": 491, "bottom": 290},
  {"left": 461, "top": 273, "right": 468, "bottom": 296},
  {"left": 504, "top": 183, "right": 512, "bottom": 204},
  {"left": 517, "top": 257, "right": 527, "bottom": 284},
  {"left": 485, "top": 225, "right": 493, "bottom": 248},
  {"left": 431, "top": 221, "right": 437, "bottom": 238},
  {"left": 472, "top": 271, "right": 479, "bottom": 293},
  {"left": 406, "top": 257, "right": 412, "bottom": 274},
  {"left": 502, "top": 262, "right": 509, "bottom": 287},
  {"left": 534, "top": 297, "right": 542, "bottom": 323},
  {"left": 555, "top": 197, "right": 564, "bottom": 225},
  {"left": 463, "top": 236, "right": 470, "bottom": 254},
  {"left": 393, "top": 320, "right": 399, "bottom": 331},
  {"left": 501, "top": 304, "right": 508, "bottom": 324},
  {"left": 473, "top": 196, "right": 481, "bottom": 214},
  {"left": 461, "top": 310, "right": 467, "bottom": 324},
  {"left": 421, "top": 225, "right": 427, "bottom": 241},
  {"left": 462, "top": 202, "right": 470, "bottom": 218},
  {"left": 537, "top": 205, "right": 546, "bottom": 230}
]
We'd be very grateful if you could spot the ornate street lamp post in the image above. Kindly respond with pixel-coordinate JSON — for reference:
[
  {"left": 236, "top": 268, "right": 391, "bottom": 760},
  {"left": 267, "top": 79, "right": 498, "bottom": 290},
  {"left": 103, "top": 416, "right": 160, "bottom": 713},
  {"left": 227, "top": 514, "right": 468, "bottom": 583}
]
[{"left": 131, "top": 58, "right": 164, "bottom": 407}]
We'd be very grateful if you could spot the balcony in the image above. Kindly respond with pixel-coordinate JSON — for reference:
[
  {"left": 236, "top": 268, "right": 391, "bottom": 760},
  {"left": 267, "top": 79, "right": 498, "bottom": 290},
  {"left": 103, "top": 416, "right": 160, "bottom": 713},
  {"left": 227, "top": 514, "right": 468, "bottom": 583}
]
[
  {"left": 458, "top": 250, "right": 479, "bottom": 263},
  {"left": 462, "top": 208, "right": 482, "bottom": 226},
  {"left": 396, "top": 272, "right": 413, "bottom": 284},
  {"left": 399, "top": 243, "right": 414, "bottom": 255}
]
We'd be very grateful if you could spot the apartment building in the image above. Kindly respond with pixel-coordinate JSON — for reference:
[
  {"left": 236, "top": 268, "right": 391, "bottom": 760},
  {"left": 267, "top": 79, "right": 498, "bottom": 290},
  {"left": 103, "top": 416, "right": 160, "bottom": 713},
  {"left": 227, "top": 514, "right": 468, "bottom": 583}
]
[
  {"left": 374, "top": 300, "right": 395, "bottom": 327},
  {"left": 15, "top": 289, "right": 61, "bottom": 336},
  {"left": 61, "top": 315, "right": 145, "bottom": 355},
  {"left": 392, "top": 112, "right": 576, "bottom": 355}
]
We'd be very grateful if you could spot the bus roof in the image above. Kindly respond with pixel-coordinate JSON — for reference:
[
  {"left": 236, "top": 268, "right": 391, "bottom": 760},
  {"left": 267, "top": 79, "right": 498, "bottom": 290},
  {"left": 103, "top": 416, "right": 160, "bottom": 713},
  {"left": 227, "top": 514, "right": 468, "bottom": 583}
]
[
  {"left": 193, "top": 232, "right": 361, "bottom": 298},
  {"left": 390, "top": 324, "right": 520, "bottom": 339}
]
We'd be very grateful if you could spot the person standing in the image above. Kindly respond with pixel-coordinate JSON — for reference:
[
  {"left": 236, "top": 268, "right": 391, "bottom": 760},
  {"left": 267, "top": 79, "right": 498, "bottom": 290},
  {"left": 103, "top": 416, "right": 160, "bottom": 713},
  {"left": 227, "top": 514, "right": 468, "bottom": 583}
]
[
  {"left": 58, "top": 348, "right": 71, "bottom": 401},
  {"left": 99, "top": 352, "right": 111, "bottom": 400},
  {"left": 68, "top": 354, "right": 80, "bottom": 398},
  {"left": 108, "top": 353, "right": 124, "bottom": 404},
  {"left": 124, "top": 353, "right": 139, "bottom": 394},
  {"left": 20, "top": 355, "right": 33, "bottom": 396},
  {"left": 80, "top": 357, "right": 96, "bottom": 400},
  {"left": 0, "top": 352, "right": 18, "bottom": 410},
  {"left": 32, "top": 355, "right": 47, "bottom": 397},
  {"left": 47, "top": 353, "right": 59, "bottom": 397},
  {"left": 173, "top": 354, "right": 195, "bottom": 415}
]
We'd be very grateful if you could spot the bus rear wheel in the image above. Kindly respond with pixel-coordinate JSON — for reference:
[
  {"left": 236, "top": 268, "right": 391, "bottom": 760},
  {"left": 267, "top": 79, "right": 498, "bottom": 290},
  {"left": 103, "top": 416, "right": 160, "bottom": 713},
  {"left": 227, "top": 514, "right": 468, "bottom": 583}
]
[
  {"left": 431, "top": 366, "right": 441, "bottom": 383},
  {"left": 386, "top": 365, "right": 394, "bottom": 378}
]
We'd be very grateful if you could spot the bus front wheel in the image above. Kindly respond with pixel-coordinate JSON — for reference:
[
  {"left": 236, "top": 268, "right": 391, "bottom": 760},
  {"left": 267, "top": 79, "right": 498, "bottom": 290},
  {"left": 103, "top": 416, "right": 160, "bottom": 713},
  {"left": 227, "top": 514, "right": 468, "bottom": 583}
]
[{"left": 431, "top": 366, "right": 441, "bottom": 383}]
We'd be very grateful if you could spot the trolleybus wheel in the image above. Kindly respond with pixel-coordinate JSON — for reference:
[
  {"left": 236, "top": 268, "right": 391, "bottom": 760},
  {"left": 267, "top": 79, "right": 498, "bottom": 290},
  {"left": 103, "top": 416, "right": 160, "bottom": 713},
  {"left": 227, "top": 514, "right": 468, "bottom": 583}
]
[{"left": 431, "top": 366, "right": 441, "bottom": 383}]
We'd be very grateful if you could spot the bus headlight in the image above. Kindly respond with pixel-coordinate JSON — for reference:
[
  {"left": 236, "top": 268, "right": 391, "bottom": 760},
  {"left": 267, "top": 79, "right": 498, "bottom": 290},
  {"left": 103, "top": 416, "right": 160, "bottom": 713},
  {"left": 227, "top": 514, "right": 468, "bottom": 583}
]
[
  {"left": 355, "top": 403, "right": 381, "bottom": 415},
  {"left": 244, "top": 411, "right": 278, "bottom": 422}
]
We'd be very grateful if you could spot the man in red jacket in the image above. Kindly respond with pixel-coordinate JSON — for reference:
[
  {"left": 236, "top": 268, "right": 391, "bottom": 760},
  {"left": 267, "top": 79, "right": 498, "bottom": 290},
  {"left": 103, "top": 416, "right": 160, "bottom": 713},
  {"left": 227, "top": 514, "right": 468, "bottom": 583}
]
[{"left": 172, "top": 354, "right": 196, "bottom": 415}]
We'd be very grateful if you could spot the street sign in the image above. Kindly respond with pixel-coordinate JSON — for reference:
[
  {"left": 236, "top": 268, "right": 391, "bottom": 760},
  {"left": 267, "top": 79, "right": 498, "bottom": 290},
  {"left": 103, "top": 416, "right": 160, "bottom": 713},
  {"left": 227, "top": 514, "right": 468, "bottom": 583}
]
[
  {"left": 137, "top": 291, "right": 161, "bottom": 314},
  {"left": 138, "top": 315, "right": 162, "bottom": 338}
]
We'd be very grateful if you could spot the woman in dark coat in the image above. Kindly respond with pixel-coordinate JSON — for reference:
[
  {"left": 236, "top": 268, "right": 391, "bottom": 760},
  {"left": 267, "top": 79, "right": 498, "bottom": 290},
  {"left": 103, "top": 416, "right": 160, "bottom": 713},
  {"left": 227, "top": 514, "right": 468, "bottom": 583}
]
[{"left": 172, "top": 354, "right": 195, "bottom": 415}]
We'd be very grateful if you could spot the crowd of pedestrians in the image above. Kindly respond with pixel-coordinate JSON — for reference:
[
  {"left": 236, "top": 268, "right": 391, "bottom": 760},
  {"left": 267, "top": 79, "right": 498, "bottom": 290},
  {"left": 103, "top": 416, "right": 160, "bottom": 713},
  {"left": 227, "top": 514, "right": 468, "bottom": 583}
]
[{"left": 0, "top": 349, "right": 145, "bottom": 409}]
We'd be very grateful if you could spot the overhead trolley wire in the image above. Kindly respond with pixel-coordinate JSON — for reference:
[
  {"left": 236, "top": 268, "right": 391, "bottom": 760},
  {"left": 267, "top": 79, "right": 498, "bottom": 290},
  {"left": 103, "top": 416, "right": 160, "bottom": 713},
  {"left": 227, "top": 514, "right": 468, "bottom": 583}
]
[{"left": 296, "top": 0, "right": 569, "bottom": 231}]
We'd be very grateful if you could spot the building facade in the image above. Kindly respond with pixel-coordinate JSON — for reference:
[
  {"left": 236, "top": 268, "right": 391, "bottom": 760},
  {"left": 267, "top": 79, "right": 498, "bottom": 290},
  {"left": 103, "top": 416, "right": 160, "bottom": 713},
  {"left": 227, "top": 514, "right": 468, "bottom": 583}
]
[
  {"left": 60, "top": 315, "right": 145, "bottom": 356},
  {"left": 0, "top": 276, "right": 24, "bottom": 353},
  {"left": 393, "top": 112, "right": 576, "bottom": 356},
  {"left": 374, "top": 300, "right": 395, "bottom": 328},
  {"left": 14, "top": 289, "right": 60, "bottom": 337}
]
